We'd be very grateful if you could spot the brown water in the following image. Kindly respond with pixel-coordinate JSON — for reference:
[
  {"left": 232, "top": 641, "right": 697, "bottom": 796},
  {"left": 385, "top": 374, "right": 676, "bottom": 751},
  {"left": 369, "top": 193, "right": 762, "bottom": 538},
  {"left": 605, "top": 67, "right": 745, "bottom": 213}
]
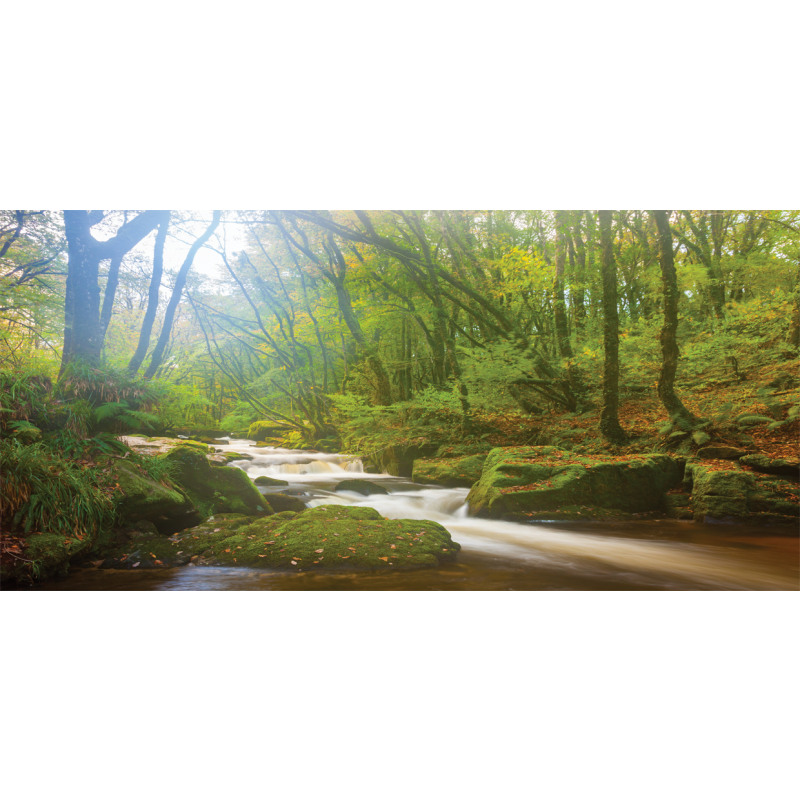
[{"left": 29, "top": 440, "right": 800, "bottom": 591}]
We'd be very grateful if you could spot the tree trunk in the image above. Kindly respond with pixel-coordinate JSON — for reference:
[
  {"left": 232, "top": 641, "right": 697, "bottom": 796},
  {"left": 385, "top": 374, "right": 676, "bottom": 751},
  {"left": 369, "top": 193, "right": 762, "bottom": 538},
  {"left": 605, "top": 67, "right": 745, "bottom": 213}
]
[
  {"left": 128, "top": 213, "right": 170, "bottom": 374},
  {"left": 60, "top": 210, "right": 165, "bottom": 374},
  {"left": 651, "top": 210, "right": 699, "bottom": 429},
  {"left": 144, "top": 212, "right": 221, "bottom": 379},
  {"left": 598, "top": 210, "right": 626, "bottom": 443}
]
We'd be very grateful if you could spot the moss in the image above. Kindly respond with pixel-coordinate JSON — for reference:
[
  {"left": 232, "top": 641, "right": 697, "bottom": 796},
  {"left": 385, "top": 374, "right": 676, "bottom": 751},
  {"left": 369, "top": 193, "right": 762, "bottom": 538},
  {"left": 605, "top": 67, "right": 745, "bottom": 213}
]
[
  {"left": 248, "top": 420, "right": 290, "bottom": 441},
  {"left": 687, "top": 463, "right": 798, "bottom": 523},
  {"left": 334, "top": 479, "right": 389, "bottom": 495},
  {"left": 262, "top": 494, "right": 307, "bottom": 513},
  {"left": 160, "top": 446, "right": 271, "bottom": 517},
  {"left": 253, "top": 475, "right": 289, "bottom": 486},
  {"left": 412, "top": 454, "right": 487, "bottom": 488},
  {"left": 114, "top": 460, "right": 199, "bottom": 532},
  {"left": 176, "top": 504, "right": 460, "bottom": 571},
  {"left": 467, "top": 446, "right": 683, "bottom": 520}
]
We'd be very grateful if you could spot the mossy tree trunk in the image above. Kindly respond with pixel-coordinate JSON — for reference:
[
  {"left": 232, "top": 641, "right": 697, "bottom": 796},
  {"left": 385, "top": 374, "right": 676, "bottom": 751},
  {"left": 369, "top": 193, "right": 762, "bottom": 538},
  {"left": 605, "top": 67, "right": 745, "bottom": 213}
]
[
  {"left": 598, "top": 210, "right": 626, "bottom": 443},
  {"left": 651, "top": 210, "right": 700, "bottom": 430}
]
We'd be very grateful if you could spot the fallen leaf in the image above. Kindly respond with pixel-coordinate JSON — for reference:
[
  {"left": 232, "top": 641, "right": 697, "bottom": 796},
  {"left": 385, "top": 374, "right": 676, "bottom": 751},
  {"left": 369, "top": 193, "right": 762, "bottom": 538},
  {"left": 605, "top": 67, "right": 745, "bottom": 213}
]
[
  {"left": 314, "top": 548, "right": 324, "bottom": 553},
  {"left": 378, "top": 556, "right": 389, "bottom": 562}
]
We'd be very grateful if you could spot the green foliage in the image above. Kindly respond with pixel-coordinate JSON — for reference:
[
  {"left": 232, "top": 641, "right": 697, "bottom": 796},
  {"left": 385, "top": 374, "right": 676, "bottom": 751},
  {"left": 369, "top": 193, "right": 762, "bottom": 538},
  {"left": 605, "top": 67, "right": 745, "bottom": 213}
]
[{"left": 0, "top": 438, "right": 114, "bottom": 539}]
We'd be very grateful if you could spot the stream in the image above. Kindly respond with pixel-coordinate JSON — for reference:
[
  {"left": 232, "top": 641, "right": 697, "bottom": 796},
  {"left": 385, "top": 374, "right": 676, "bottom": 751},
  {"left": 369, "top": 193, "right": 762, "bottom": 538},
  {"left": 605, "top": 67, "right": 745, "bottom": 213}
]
[{"left": 39, "top": 439, "right": 800, "bottom": 591}]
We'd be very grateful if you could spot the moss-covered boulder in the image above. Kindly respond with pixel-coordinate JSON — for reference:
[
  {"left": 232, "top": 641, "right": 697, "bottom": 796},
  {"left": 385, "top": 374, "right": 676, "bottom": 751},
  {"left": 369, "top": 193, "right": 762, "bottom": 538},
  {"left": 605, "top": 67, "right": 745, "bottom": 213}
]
[
  {"left": 254, "top": 475, "right": 289, "bottom": 486},
  {"left": 739, "top": 454, "right": 800, "bottom": 478},
  {"left": 248, "top": 420, "right": 291, "bottom": 441},
  {"left": 213, "top": 451, "right": 255, "bottom": 464},
  {"left": 335, "top": 479, "right": 389, "bottom": 495},
  {"left": 175, "top": 505, "right": 460, "bottom": 571},
  {"left": 160, "top": 445, "right": 271, "bottom": 517},
  {"left": 114, "top": 461, "right": 200, "bottom": 533},
  {"left": 261, "top": 493, "right": 307, "bottom": 513},
  {"left": 685, "top": 461, "right": 799, "bottom": 524},
  {"left": 466, "top": 446, "right": 683, "bottom": 520},
  {"left": 371, "top": 443, "right": 438, "bottom": 477},
  {"left": 412, "top": 454, "right": 487, "bottom": 488}
]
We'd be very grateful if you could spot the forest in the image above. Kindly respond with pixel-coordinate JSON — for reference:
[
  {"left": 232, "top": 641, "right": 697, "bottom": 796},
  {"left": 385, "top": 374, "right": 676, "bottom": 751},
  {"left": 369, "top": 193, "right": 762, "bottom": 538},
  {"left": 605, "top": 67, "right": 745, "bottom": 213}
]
[{"left": 1, "top": 209, "right": 798, "bottom": 590}]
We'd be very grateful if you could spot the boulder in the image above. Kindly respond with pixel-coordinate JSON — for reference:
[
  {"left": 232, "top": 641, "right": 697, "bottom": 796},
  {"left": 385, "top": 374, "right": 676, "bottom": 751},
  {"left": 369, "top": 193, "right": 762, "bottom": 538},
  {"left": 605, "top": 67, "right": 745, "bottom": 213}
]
[
  {"left": 466, "top": 446, "right": 683, "bottom": 520},
  {"left": 412, "top": 454, "right": 487, "bottom": 488},
  {"left": 160, "top": 445, "right": 272, "bottom": 517},
  {"left": 254, "top": 475, "right": 289, "bottom": 487},
  {"left": 173, "top": 505, "right": 460, "bottom": 571},
  {"left": 686, "top": 461, "right": 799, "bottom": 524},
  {"left": 113, "top": 461, "right": 200, "bottom": 533},
  {"left": 696, "top": 446, "right": 751, "bottom": 461},
  {"left": 248, "top": 420, "right": 291, "bottom": 441},
  {"left": 335, "top": 479, "right": 389, "bottom": 495},
  {"left": 262, "top": 493, "right": 308, "bottom": 513},
  {"left": 739, "top": 454, "right": 800, "bottom": 478},
  {"left": 371, "top": 443, "right": 438, "bottom": 478}
]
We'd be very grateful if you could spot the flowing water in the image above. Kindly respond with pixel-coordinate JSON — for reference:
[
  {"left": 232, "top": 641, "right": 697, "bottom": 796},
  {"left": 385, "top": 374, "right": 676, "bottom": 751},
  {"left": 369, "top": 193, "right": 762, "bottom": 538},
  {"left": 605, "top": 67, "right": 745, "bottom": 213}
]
[{"left": 36, "top": 439, "right": 800, "bottom": 591}]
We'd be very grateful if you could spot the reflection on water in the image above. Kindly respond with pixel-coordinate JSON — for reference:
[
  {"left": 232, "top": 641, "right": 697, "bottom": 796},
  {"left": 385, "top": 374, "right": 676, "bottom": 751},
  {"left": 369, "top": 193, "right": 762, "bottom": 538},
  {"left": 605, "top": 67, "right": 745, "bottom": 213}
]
[{"left": 31, "top": 439, "right": 800, "bottom": 591}]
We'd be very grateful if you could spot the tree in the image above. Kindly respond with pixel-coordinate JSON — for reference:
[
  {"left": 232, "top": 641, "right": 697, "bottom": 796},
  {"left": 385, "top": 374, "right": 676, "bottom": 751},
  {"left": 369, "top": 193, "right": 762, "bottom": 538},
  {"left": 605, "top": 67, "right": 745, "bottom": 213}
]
[
  {"left": 650, "top": 210, "right": 699, "bottom": 429},
  {"left": 60, "top": 210, "right": 167, "bottom": 373},
  {"left": 598, "top": 210, "right": 626, "bottom": 442}
]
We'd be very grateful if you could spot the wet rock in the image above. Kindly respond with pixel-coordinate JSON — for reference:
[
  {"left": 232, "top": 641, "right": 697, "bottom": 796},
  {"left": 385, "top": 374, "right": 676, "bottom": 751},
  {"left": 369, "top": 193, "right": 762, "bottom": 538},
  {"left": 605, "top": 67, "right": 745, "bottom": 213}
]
[
  {"left": 160, "top": 446, "right": 272, "bottom": 517},
  {"left": 696, "top": 446, "right": 751, "bottom": 461},
  {"left": 113, "top": 461, "right": 201, "bottom": 534},
  {"left": 248, "top": 420, "right": 292, "bottom": 441},
  {"left": 254, "top": 475, "right": 289, "bottom": 487},
  {"left": 175, "top": 505, "right": 460, "bottom": 571},
  {"left": 412, "top": 454, "right": 487, "bottom": 488},
  {"left": 371, "top": 444, "right": 438, "bottom": 478},
  {"left": 685, "top": 462, "right": 799, "bottom": 524},
  {"left": 262, "top": 493, "right": 307, "bottom": 513},
  {"left": 335, "top": 479, "right": 389, "bottom": 495},
  {"left": 739, "top": 454, "right": 800, "bottom": 478},
  {"left": 466, "top": 446, "right": 683, "bottom": 520}
]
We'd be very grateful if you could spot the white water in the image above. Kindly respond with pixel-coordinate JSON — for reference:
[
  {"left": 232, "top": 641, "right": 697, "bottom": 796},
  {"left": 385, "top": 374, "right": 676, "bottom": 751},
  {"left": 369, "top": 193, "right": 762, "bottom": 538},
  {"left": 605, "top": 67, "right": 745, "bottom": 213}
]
[{"left": 215, "top": 439, "right": 798, "bottom": 590}]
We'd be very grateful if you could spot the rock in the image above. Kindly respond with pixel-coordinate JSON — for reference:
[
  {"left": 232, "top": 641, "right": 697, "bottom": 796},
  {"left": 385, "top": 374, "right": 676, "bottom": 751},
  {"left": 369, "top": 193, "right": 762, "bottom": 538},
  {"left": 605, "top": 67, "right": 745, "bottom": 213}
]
[
  {"left": 739, "top": 454, "right": 800, "bottom": 478},
  {"left": 335, "top": 479, "right": 389, "bottom": 495},
  {"left": 254, "top": 475, "right": 289, "bottom": 486},
  {"left": 697, "top": 446, "right": 751, "bottom": 461},
  {"left": 248, "top": 420, "right": 291, "bottom": 441},
  {"left": 175, "top": 505, "right": 460, "bottom": 571},
  {"left": 685, "top": 461, "right": 799, "bottom": 524},
  {"left": 262, "top": 493, "right": 307, "bottom": 513},
  {"left": 213, "top": 451, "right": 254, "bottom": 463},
  {"left": 371, "top": 443, "right": 438, "bottom": 478},
  {"left": 466, "top": 446, "right": 684, "bottom": 520},
  {"left": 160, "top": 446, "right": 272, "bottom": 517},
  {"left": 118, "top": 435, "right": 210, "bottom": 456},
  {"left": 113, "top": 461, "right": 201, "bottom": 533},
  {"left": 412, "top": 454, "right": 487, "bottom": 488}
]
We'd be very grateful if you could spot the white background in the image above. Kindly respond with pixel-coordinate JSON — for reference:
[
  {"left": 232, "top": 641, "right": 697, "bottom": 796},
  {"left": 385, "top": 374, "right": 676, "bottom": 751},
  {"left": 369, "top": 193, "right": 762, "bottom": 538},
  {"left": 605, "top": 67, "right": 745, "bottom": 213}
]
[{"left": 2, "top": 2, "right": 798, "bottom": 799}]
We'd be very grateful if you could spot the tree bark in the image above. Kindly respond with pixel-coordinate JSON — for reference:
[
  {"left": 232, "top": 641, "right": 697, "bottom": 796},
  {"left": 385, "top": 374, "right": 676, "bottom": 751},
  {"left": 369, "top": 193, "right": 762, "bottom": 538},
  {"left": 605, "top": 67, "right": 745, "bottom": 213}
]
[
  {"left": 651, "top": 210, "right": 699, "bottom": 428},
  {"left": 144, "top": 212, "right": 221, "bottom": 379},
  {"left": 128, "top": 213, "right": 170, "bottom": 374},
  {"left": 60, "top": 210, "right": 165, "bottom": 374},
  {"left": 598, "top": 210, "right": 626, "bottom": 442}
]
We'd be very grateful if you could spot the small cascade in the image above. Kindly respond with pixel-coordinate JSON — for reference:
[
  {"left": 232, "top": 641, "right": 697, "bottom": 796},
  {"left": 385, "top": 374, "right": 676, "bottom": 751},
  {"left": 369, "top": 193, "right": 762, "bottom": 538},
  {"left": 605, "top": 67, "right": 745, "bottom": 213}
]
[{"left": 205, "top": 438, "right": 798, "bottom": 590}]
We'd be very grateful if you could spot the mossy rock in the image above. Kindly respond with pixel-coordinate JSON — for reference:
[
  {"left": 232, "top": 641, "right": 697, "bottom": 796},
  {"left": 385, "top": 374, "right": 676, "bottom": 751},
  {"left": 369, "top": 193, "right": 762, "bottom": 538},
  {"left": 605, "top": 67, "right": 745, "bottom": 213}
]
[
  {"left": 262, "top": 493, "right": 307, "bottom": 513},
  {"left": 113, "top": 460, "right": 201, "bottom": 533},
  {"left": 176, "top": 504, "right": 460, "bottom": 571},
  {"left": 412, "top": 454, "right": 487, "bottom": 488},
  {"left": 213, "top": 451, "right": 255, "bottom": 464},
  {"left": 4, "top": 531, "right": 94, "bottom": 584},
  {"left": 335, "top": 479, "right": 389, "bottom": 495},
  {"left": 466, "top": 446, "right": 683, "bottom": 520},
  {"left": 696, "top": 446, "right": 751, "bottom": 461},
  {"left": 685, "top": 462, "right": 799, "bottom": 524},
  {"left": 435, "top": 443, "right": 492, "bottom": 458},
  {"left": 160, "top": 446, "right": 272, "bottom": 517},
  {"left": 248, "top": 420, "right": 291, "bottom": 441},
  {"left": 739, "top": 454, "right": 800, "bottom": 478},
  {"left": 254, "top": 475, "right": 289, "bottom": 486},
  {"left": 372, "top": 443, "right": 438, "bottom": 478}
]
